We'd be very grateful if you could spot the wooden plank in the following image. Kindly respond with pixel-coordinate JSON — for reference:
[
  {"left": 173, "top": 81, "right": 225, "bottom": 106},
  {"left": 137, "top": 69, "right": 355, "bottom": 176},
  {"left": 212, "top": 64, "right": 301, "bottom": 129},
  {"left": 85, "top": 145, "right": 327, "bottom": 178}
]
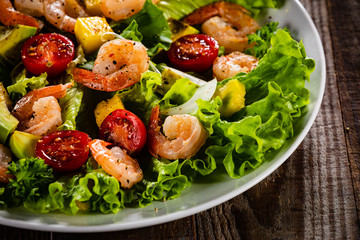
[
  {"left": 327, "top": 0, "right": 360, "bottom": 223},
  {"left": 52, "top": 216, "right": 196, "bottom": 240},
  {"left": 0, "top": 225, "right": 50, "bottom": 240}
]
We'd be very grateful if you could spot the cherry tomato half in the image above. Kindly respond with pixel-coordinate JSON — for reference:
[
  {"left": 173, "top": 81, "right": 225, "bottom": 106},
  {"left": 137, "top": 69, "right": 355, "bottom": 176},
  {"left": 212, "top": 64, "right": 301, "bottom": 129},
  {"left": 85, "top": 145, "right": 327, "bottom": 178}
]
[
  {"left": 99, "top": 109, "right": 147, "bottom": 155},
  {"left": 167, "top": 34, "right": 219, "bottom": 72},
  {"left": 35, "top": 130, "right": 91, "bottom": 172},
  {"left": 21, "top": 33, "right": 75, "bottom": 77}
]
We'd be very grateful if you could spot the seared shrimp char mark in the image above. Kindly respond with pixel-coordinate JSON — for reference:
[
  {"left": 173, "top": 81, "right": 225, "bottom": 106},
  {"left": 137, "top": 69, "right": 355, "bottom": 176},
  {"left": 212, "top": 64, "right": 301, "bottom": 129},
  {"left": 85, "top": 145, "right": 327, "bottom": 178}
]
[
  {"left": 89, "top": 139, "right": 143, "bottom": 188},
  {"left": 147, "top": 106, "right": 208, "bottom": 160},
  {"left": 183, "top": 1, "right": 259, "bottom": 54},
  {"left": 72, "top": 39, "right": 149, "bottom": 92}
]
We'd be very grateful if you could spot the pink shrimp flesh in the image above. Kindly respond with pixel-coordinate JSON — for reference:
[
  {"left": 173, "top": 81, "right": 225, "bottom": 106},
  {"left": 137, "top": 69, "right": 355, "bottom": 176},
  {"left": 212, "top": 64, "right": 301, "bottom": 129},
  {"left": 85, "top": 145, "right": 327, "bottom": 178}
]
[
  {"left": 72, "top": 39, "right": 149, "bottom": 92},
  {"left": 147, "top": 105, "right": 208, "bottom": 160},
  {"left": 0, "top": 0, "right": 40, "bottom": 28},
  {"left": 11, "top": 83, "right": 72, "bottom": 125},
  {"left": 89, "top": 139, "right": 143, "bottom": 188}
]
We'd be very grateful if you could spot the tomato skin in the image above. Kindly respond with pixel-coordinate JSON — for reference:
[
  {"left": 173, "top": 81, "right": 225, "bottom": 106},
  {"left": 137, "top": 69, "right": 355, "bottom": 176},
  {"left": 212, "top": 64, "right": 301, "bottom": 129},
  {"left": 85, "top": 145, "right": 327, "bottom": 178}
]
[
  {"left": 21, "top": 33, "right": 75, "bottom": 77},
  {"left": 99, "top": 109, "right": 147, "bottom": 155},
  {"left": 167, "top": 34, "right": 219, "bottom": 72},
  {"left": 35, "top": 130, "right": 91, "bottom": 172}
]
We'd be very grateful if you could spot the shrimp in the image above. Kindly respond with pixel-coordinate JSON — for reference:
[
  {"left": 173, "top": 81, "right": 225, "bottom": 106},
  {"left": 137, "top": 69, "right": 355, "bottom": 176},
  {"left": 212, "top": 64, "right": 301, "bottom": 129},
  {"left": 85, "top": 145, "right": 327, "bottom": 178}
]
[
  {"left": 13, "top": 0, "right": 88, "bottom": 33},
  {"left": 100, "top": 0, "right": 160, "bottom": 21},
  {"left": 183, "top": 1, "right": 259, "bottom": 53},
  {"left": 212, "top": 51, "right": 258, "bottom": 81},
  {"left": 147, "top": 106, "right": 208, "bottom": 160},
  {"left": 14, "top": 0, "right": 44, "bottom": 17},
  {"left": 12, "top": 83, "right": 72, "bottom": 134},
  {"left": 43, "top": 0, "right": 88, "bottom": 33},
  {"left": 72, "top": 39, "right": 149, "bottom": 92},
  {"left": 21, "top": 96, "right": 63, "bottom": 136},
  {"left": 0, "top": 144, "right": 13, "bottom": 183},
  {"left": 89, "top": 139, "right": 143, "bottom": 188},
  {"left": 0, "top": 0, "right": 40, "bottom": 28}
]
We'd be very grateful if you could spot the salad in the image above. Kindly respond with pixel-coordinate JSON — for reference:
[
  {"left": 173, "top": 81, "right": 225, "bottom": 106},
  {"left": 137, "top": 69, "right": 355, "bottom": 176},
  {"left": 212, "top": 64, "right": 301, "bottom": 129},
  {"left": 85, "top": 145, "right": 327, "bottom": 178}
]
[{"left": 0, "top": 0, "right": 315, "bottom": 215}]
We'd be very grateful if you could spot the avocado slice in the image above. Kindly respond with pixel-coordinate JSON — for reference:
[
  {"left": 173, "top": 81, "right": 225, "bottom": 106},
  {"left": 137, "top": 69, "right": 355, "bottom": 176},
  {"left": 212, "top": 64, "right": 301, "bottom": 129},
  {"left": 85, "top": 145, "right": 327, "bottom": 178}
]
[
  {"left": 0, "top": 25, "right": 37, "bottom": 64},
  {"left": 9, "top": 131, "right": 41, "bottom": 159},
  {"left": 214, "top": 79, "right": 246, "bottom": 118},
  {"left": 0, "top": 83, "right": 19, "bottom": 144},
  {"left": 0, "top": 25, "right": 37, "bottom": 83}
]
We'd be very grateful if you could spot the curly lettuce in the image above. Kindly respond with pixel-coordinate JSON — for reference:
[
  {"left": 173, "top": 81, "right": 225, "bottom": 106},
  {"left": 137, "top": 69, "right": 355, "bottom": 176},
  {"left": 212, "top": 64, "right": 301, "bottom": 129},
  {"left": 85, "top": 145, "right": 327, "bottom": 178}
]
[
  {"left": 6, "top": 69, "right": 48, "bottom": 101},
  {"left": 111, "top": 0, "right": 172, "bottom": 56}
]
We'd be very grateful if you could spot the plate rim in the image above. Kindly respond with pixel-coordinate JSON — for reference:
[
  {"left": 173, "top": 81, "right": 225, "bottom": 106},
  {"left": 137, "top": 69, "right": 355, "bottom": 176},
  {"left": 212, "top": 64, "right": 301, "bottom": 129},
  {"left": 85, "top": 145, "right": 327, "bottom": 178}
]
[{"left": 0, "top": 0, "right": 326, "bottom": 233}]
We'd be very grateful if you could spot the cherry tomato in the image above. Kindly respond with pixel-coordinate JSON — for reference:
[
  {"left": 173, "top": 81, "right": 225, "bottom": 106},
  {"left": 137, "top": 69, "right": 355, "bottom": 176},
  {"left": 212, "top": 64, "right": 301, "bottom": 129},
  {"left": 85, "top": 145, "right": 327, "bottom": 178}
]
[
  {"left": 35, "top": 130, "right": 91, "bottom": 172},
  {"left": 21, "top": 33, "right": 75, "bottom": 77},
  {"left": 167, "top": 34, "right": 219, "bottom": 72},
  {"left": 99, "top": 109, "right": 147, "bottom": 155}
]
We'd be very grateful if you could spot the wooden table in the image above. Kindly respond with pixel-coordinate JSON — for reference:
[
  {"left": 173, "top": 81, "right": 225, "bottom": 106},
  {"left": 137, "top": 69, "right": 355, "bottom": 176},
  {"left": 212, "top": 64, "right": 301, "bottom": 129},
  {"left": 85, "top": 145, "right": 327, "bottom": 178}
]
[{"left": 1, "top": 0, "right": 359, "bottom": 239}]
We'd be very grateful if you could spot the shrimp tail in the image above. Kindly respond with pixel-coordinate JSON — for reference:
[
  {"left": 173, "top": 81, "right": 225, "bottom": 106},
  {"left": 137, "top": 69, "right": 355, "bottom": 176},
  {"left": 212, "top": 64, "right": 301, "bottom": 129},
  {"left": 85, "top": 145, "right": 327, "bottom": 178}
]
[
  {"left": 72, "top": 67, "right": 142, "bottom": 92},
  {"left": 72, "top": 67, "right": 108, "bottom": 91},
  {"left": 147, "top": 105, "right": 165, "bottom": 158},
  {"left": 89, "top": 139, "right": 143, "bottom": 188},
  {"left": 182, "top": 2, "right": 221, "bottom": 25},
  {"left": 12, "top": 82, "right": 73, "bottom": 122}
]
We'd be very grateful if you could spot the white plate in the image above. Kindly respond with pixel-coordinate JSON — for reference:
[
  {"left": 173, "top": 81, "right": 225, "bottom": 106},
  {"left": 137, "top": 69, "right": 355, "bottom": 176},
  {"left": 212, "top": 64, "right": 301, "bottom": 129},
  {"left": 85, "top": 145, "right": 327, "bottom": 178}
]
[{"left": 0, "top": 0, "right": 326, "bottom": 232}]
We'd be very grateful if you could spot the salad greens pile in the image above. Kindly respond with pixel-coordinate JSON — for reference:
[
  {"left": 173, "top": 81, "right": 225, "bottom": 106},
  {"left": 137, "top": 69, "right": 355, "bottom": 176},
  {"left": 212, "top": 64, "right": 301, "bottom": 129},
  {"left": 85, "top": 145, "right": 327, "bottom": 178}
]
[{"left": 0, "top": 0, "right": 314, "bottom": 214}]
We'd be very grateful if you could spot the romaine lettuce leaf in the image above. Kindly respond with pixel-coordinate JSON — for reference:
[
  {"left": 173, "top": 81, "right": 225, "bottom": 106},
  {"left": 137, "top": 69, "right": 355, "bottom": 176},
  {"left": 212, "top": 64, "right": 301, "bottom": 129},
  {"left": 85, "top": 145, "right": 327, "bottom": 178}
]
[{"left": 57, "top": 85, "right": 84, "bottom": 131}]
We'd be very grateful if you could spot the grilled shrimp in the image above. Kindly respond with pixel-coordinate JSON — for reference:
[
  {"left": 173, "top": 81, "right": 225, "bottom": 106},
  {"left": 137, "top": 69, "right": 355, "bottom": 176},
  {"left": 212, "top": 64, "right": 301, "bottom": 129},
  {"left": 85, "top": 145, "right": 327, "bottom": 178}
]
[
  {"left": 0, "top": 0, "right": 40, "bottom": 28},
  {"left": 100, "top": 0, "right": 160, "bottom": 21},
  {"left": 12, "top": 83, "right": 72, "bottom": 135},
  {"left": 21, "top": 96, "right": 62, "bottom": 136},
  {"left": 147, "top": 106, "right": 207, "bottom": 160},
  {"left": 183, "top": 1, "right": 259, "bottom": 53},
  {"left": 0, "top": 144, "right": 12, "bottom": 183},
  {"left": 12, "top": 0, "right": 88, "bottom": 33},
  {"left": 89, "top": 139, "right": 143, "bottom": 188},
  {"left": 213, "top": 52, "right": 258, "bottom": 81},
  {"left": 72, "top": 38, "right": 149, "bottom": 92}
]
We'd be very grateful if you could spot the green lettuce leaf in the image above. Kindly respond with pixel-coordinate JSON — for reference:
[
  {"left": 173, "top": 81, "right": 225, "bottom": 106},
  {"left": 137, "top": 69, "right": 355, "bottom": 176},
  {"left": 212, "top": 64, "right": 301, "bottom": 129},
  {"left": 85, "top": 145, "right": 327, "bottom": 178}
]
[
  {"left": 245, "top": 22, "right": 287, "bottom": 59},
  {"left": 136, "top": 158, "right": 192, "bottom": 207},
  {"left": 238, "top": 29, "right": 314, "bottom": 114},
  {"left": 57, "top": 84, "right": 84, "bottom": 131},
  {"left": 111, "top": 0, "right": 172, "bottom": 56},
  {"left": 7, "top": 69, "right": 48, "bottom": 101},
  {"left": 159, "top": 77, "right": 197, "bottom": 107},
  {"left": 191, "top": 30, "right": 313, "bottom": 178}
]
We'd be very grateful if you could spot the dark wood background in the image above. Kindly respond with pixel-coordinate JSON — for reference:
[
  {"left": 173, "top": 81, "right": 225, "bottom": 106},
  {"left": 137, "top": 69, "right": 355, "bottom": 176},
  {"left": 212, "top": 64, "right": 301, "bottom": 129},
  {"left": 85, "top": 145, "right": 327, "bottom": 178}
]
[{"left": 1, "top": 0, "right": 359, "bottom": 239}]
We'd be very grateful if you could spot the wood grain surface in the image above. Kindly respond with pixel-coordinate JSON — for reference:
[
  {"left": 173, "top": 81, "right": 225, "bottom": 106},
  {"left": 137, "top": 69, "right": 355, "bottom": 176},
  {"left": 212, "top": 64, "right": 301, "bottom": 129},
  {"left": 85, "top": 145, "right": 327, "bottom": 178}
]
[{"left": 1, "top": 0, "right": 359, "bottom": 239}]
